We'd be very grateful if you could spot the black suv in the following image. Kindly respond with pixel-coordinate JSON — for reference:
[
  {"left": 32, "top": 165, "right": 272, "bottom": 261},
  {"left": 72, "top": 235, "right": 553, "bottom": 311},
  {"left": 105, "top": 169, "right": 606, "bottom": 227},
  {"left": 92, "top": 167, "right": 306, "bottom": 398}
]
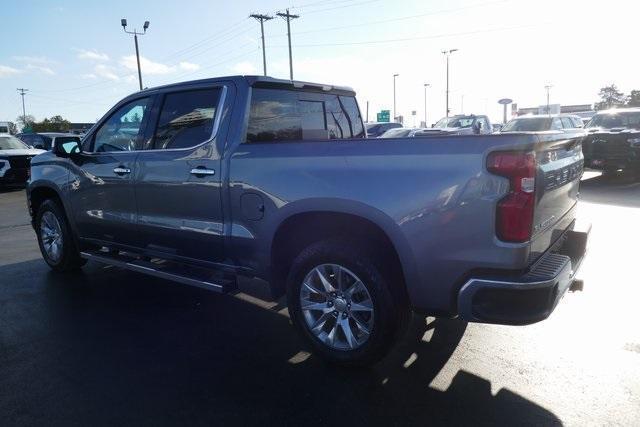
[{"left": 582, "top": 108, "right": 640, "bottom": 174}]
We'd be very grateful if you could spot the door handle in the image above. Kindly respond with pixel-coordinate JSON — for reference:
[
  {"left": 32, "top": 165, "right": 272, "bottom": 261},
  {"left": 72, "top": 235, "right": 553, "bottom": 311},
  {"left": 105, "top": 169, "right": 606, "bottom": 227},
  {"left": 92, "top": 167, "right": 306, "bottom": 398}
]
[
  {"left": 113, "top": 167, "right": 131, "bottom": 175},
  {"left": 190, "top": 168, "right": 215, "bottom": 176}
]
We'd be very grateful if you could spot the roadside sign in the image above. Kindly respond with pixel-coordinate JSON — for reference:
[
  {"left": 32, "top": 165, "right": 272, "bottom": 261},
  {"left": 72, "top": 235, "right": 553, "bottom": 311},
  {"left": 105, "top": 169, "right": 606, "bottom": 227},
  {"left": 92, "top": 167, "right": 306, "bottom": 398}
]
[{"left": 377, "top": 110, "right": 390, "bottom": 122}]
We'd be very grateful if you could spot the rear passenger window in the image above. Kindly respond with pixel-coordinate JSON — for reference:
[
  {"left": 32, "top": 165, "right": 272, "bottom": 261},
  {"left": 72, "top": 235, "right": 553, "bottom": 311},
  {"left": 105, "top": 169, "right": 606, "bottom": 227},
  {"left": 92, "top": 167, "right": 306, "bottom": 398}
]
[
  {"left": 340, "top": 96, "right": 365, "bottom": 137},
  {"left": 299, "top": 100, "right": 327, "bottom": 139},
  {"left": 245, "top": 88, "right": 365, "bottom": 143},
  {"left": 325, "top": 96, "right": 351, "bottom": 139},
  {"left": 152, "top": 88, "right": 222, "bottom": 150},
  {"left": 246, "top": 89, "right": 301, "bottom": 143}
]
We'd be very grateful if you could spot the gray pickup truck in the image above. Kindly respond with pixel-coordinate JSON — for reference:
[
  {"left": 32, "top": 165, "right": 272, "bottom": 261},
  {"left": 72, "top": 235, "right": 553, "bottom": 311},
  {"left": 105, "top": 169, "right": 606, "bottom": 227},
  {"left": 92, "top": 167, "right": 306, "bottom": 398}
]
[{"left": 26, "top": 76, "right": 589, "bottom": 366}]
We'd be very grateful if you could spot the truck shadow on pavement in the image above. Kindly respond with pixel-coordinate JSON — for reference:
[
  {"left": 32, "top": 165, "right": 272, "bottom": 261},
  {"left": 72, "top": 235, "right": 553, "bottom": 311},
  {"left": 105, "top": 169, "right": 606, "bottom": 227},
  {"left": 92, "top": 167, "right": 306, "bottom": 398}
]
[
  {"left": 580, "top": 172, "right": 640, "bottom": 208},
  {"left": 0, "top": 259, "right": 561, "bottom": 426}
]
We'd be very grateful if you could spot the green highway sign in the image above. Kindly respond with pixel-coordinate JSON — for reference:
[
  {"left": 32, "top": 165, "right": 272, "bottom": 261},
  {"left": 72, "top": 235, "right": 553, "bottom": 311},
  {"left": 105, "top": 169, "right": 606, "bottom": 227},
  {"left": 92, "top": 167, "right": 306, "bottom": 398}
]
[{"left": 377, "top": 110, "right": 390, "bottom": 122}]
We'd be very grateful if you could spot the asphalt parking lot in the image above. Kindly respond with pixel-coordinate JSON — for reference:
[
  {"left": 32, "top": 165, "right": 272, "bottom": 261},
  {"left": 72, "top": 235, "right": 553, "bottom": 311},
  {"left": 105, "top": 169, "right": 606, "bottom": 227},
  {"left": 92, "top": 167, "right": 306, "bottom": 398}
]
[{"left": 1, "top": 172, "right": 639, "bottom": 426}]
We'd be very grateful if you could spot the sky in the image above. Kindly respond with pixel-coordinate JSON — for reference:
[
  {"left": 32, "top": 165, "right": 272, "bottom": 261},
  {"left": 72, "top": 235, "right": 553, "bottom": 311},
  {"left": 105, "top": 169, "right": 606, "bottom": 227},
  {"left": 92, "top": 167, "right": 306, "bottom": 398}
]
[{"left": 1, "top": 0, "right": 638, "bottom": 126}]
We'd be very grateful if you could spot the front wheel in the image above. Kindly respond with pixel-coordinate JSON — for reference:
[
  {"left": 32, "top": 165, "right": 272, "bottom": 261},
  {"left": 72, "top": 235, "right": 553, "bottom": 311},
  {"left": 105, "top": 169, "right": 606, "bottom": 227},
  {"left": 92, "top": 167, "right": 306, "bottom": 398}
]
[
  {"left": 286, "top": 238, "right": 409, "bottom": 367},
  {"left": 36, "top": 199, "right": 86, "bottom": 272}
]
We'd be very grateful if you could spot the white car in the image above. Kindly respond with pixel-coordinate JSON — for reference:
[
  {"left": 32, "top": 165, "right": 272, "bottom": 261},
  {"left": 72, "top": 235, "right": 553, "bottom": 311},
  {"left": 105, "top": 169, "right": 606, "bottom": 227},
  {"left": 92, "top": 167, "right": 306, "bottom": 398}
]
[{"left": 0, "top": 135, "right": 45, "bottom": 186}]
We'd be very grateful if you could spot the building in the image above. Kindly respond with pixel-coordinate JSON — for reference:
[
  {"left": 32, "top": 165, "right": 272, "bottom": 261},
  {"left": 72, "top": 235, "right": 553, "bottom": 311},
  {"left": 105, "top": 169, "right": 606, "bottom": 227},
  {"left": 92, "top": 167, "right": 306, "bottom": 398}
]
[{"left": 516, "top": 104, "right": 594, "bottom": 116}]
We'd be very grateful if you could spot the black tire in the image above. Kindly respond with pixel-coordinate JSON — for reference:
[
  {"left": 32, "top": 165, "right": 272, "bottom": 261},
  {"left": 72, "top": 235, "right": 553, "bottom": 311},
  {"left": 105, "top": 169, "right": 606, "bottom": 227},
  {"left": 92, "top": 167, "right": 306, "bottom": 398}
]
[
  {"left": 35, "top": 199, "right": 86, "bottom": 272},
  {"left": 286, "top": 238, "right": 410, "bottom": 367}
]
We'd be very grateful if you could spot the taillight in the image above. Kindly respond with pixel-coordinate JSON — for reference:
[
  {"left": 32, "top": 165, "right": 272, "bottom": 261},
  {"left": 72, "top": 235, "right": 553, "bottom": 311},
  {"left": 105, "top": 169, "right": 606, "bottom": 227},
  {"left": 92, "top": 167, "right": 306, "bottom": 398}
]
[{"left": 487, "top": 151, "right": 536, "bottom": 243}]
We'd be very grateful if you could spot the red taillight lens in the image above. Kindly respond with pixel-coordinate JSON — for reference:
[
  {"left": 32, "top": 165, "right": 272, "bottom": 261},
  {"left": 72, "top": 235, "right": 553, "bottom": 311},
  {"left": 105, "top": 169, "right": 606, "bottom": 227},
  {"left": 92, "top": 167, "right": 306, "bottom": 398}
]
[{"left": 487, "top": 151, "right": 536, "bottom": 243}]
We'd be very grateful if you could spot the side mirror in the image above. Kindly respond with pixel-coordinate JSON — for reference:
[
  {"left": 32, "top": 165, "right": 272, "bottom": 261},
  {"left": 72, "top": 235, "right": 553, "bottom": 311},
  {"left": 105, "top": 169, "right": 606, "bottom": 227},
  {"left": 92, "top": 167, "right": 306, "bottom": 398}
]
[{"left": 54, "top": 140, "right": 82, "bottom": 157}]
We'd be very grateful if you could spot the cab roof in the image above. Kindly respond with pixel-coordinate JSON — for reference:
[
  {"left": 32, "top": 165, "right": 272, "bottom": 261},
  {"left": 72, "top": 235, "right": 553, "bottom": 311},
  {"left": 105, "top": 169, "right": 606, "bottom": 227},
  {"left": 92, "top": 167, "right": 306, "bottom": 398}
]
[{"left": 139, "top": 75, "right": 356, "bottom": 96}]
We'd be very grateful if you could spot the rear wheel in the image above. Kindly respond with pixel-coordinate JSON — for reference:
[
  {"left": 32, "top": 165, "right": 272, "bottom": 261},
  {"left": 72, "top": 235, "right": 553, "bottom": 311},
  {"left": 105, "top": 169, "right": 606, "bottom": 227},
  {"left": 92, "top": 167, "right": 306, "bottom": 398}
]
[
  {"left": 36, "top": 199, "right": 86, "bottom": 272},
  {"left": 286, "top": 238, "right": 409, "bottom": 366}
]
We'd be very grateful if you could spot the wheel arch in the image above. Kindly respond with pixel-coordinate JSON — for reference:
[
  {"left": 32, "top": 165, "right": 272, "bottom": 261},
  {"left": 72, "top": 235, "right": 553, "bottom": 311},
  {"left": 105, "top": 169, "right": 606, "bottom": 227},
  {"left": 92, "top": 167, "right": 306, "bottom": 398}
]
[
  {"left": 28, "top": 183, "right": 76, "bottom": 233},
  {"left": 268, "top": 200, "right": 417, "bottom": 303}
]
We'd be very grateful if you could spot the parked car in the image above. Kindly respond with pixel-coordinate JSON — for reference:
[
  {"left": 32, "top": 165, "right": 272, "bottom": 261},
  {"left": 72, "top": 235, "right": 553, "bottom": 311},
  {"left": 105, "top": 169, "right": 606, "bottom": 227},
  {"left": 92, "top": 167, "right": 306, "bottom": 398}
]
[
  {"left": 26, "top": 75, "right": 589, "bottom": 366},
  {"left": 17, "top": 132, "right": 82, "bottom": 151},
  {"left": 378, "top": 127, "right": 428, "bottom": 138},
  {"left": 582, "top": 108, "right": 640, "bottom": 174},
  {"left": 0, "top": 135, "right": 45, "bottom": 186},
  {"left": 365, "top": 122, "right": 402, "bottom": 138},
  {"left": 416, "top": 114, "right": 493, "bottom": 136},
  {"left": 501, "top": 115, "right": 584, "bottom": 132},
  {"left": 0, "top": 121, "right": 11, "bottom": 134}
]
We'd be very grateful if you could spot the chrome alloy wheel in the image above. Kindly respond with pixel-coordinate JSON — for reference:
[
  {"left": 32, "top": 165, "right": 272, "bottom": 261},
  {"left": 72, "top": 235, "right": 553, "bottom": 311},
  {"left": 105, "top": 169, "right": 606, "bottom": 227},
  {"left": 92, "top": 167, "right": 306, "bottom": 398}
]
[
  {"left": 40, "top": 211, "right": 63, "bottom": 263},
  {"left": 299, "top": 264, "right": 375, "bottom": 351}
]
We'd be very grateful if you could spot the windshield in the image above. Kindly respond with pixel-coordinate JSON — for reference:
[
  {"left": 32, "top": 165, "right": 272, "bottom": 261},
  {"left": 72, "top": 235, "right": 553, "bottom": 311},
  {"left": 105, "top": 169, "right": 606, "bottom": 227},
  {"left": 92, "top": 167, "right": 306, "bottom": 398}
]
[
  {"left": 502, "top": 117, "right": 552, "bottom": 132},
  {"left": 379, "top": 128, "right": 411, "bottom": 138},
  {"left": 0, "top": 136, "right": 29, "bottom": 150},
  {"left": 434, "top": 116, "right": 474, "bottom": 129},
  {"left": 587, "top": 111, "right": 640, "bottom": 129}
]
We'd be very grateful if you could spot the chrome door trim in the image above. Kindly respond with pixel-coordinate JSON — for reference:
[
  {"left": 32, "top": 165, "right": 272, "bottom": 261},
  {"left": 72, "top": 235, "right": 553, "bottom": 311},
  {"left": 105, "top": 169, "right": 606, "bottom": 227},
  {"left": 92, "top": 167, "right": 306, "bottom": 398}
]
[{"left": 81, "top": 84, "right": 228, "bottom": 156}]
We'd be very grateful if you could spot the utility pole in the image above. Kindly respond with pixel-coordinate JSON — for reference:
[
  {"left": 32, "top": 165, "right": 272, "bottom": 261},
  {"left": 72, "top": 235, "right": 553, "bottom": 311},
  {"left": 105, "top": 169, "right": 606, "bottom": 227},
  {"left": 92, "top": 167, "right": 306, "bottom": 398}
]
[
  {"left": 276, "top": 9, "right": 299, "bottom": 80},
  {"left": 442, "top": 48, "right": 458, "bottom": 117},
  {"left": 16, "top": 88, "right": 28, "bottom": 121},
  {"left": 366, "top": 100, "right": 369, "bottom": 123},
  {"left": 545, "top": 84, "right": 553, "bottom": 115},
  {"left": 393, "top": 73, "right": 399, "bottom": 122},
  {"left": 250, "top": 13, "right": 274, "bottom": 76},
  {"left": 423, "top": 83, "right": 431, "bottom": 126},
  {"left": 121, "top": 18, "right": 150, "bottom": 90}
]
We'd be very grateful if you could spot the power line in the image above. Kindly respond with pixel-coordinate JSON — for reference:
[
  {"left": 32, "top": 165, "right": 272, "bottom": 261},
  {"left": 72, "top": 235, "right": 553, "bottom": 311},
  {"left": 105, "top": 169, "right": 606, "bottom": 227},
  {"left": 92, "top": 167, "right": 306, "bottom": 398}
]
[
  {"left": 277, "top": 22, "right": 544, "bottom": 48},
  {"left": 250, "top": 14, "right": 275, "bottom": 76},
  {"left": 268, "top": 0, "right": 509, "bottom": 38},
  {"left": 152, "top": 17, "right": 251, "bottom": 63},
  {"left": 276, "top": 9, "right": 300, "bottom": 80},
  {"left": 32, "top": 21, "right": 254, "bottom": 94},
  {"left": 302, "top": 0, "right": 379, "bottom": 15},
  {"left": 169, "top": 45, "right": 261, "bottom": 81},
  {"left": 158, "top": 21, "right": 255, "bottom": 64},
  {"left": 290, "top": 0, "right": 360, "bottom": 10}
]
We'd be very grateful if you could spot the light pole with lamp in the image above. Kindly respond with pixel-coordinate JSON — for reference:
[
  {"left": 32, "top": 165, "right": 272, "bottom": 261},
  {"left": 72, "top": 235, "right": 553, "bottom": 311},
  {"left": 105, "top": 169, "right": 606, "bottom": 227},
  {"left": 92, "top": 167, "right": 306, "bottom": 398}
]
[
  {"left": 121, "top": 18, "right": 150, "bottom": 91},
  {"left": 393, "top": 73, "right": 399, "bottom": 122},
  {"left": 441, "top": 48, "right": 458, "bottom": 117},
  {"left": 423, "top": 83, "right": 431, "bottom": 126}
]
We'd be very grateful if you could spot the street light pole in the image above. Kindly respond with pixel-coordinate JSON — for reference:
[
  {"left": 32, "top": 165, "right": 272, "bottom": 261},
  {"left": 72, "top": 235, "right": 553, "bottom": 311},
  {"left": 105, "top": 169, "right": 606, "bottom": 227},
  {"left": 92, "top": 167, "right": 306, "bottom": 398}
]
[
  {"left": 393, "top": 73, "right": 399, "bottom": 122},
  {"left": 442, "top": 49, "right": 458, "bottom": 117},
  {"left": 16, "top": 88, "right": 28, "bottom": 121},
  {"left": 545, "top": 84, "right": 553, "bottom": 116},
  {"left": 121, "top": 18, "right": 150, "bottom": 91},
  {"left": 423, "top": 83, "right": 431, "bottom": 126}
]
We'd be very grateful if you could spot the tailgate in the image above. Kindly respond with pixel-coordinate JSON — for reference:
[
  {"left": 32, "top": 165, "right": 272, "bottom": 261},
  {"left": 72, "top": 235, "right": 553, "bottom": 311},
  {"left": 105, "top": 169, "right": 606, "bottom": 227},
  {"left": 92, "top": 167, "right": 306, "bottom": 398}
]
[{"left": 530, "top": 131, "right": 584, "bottom": 258}]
